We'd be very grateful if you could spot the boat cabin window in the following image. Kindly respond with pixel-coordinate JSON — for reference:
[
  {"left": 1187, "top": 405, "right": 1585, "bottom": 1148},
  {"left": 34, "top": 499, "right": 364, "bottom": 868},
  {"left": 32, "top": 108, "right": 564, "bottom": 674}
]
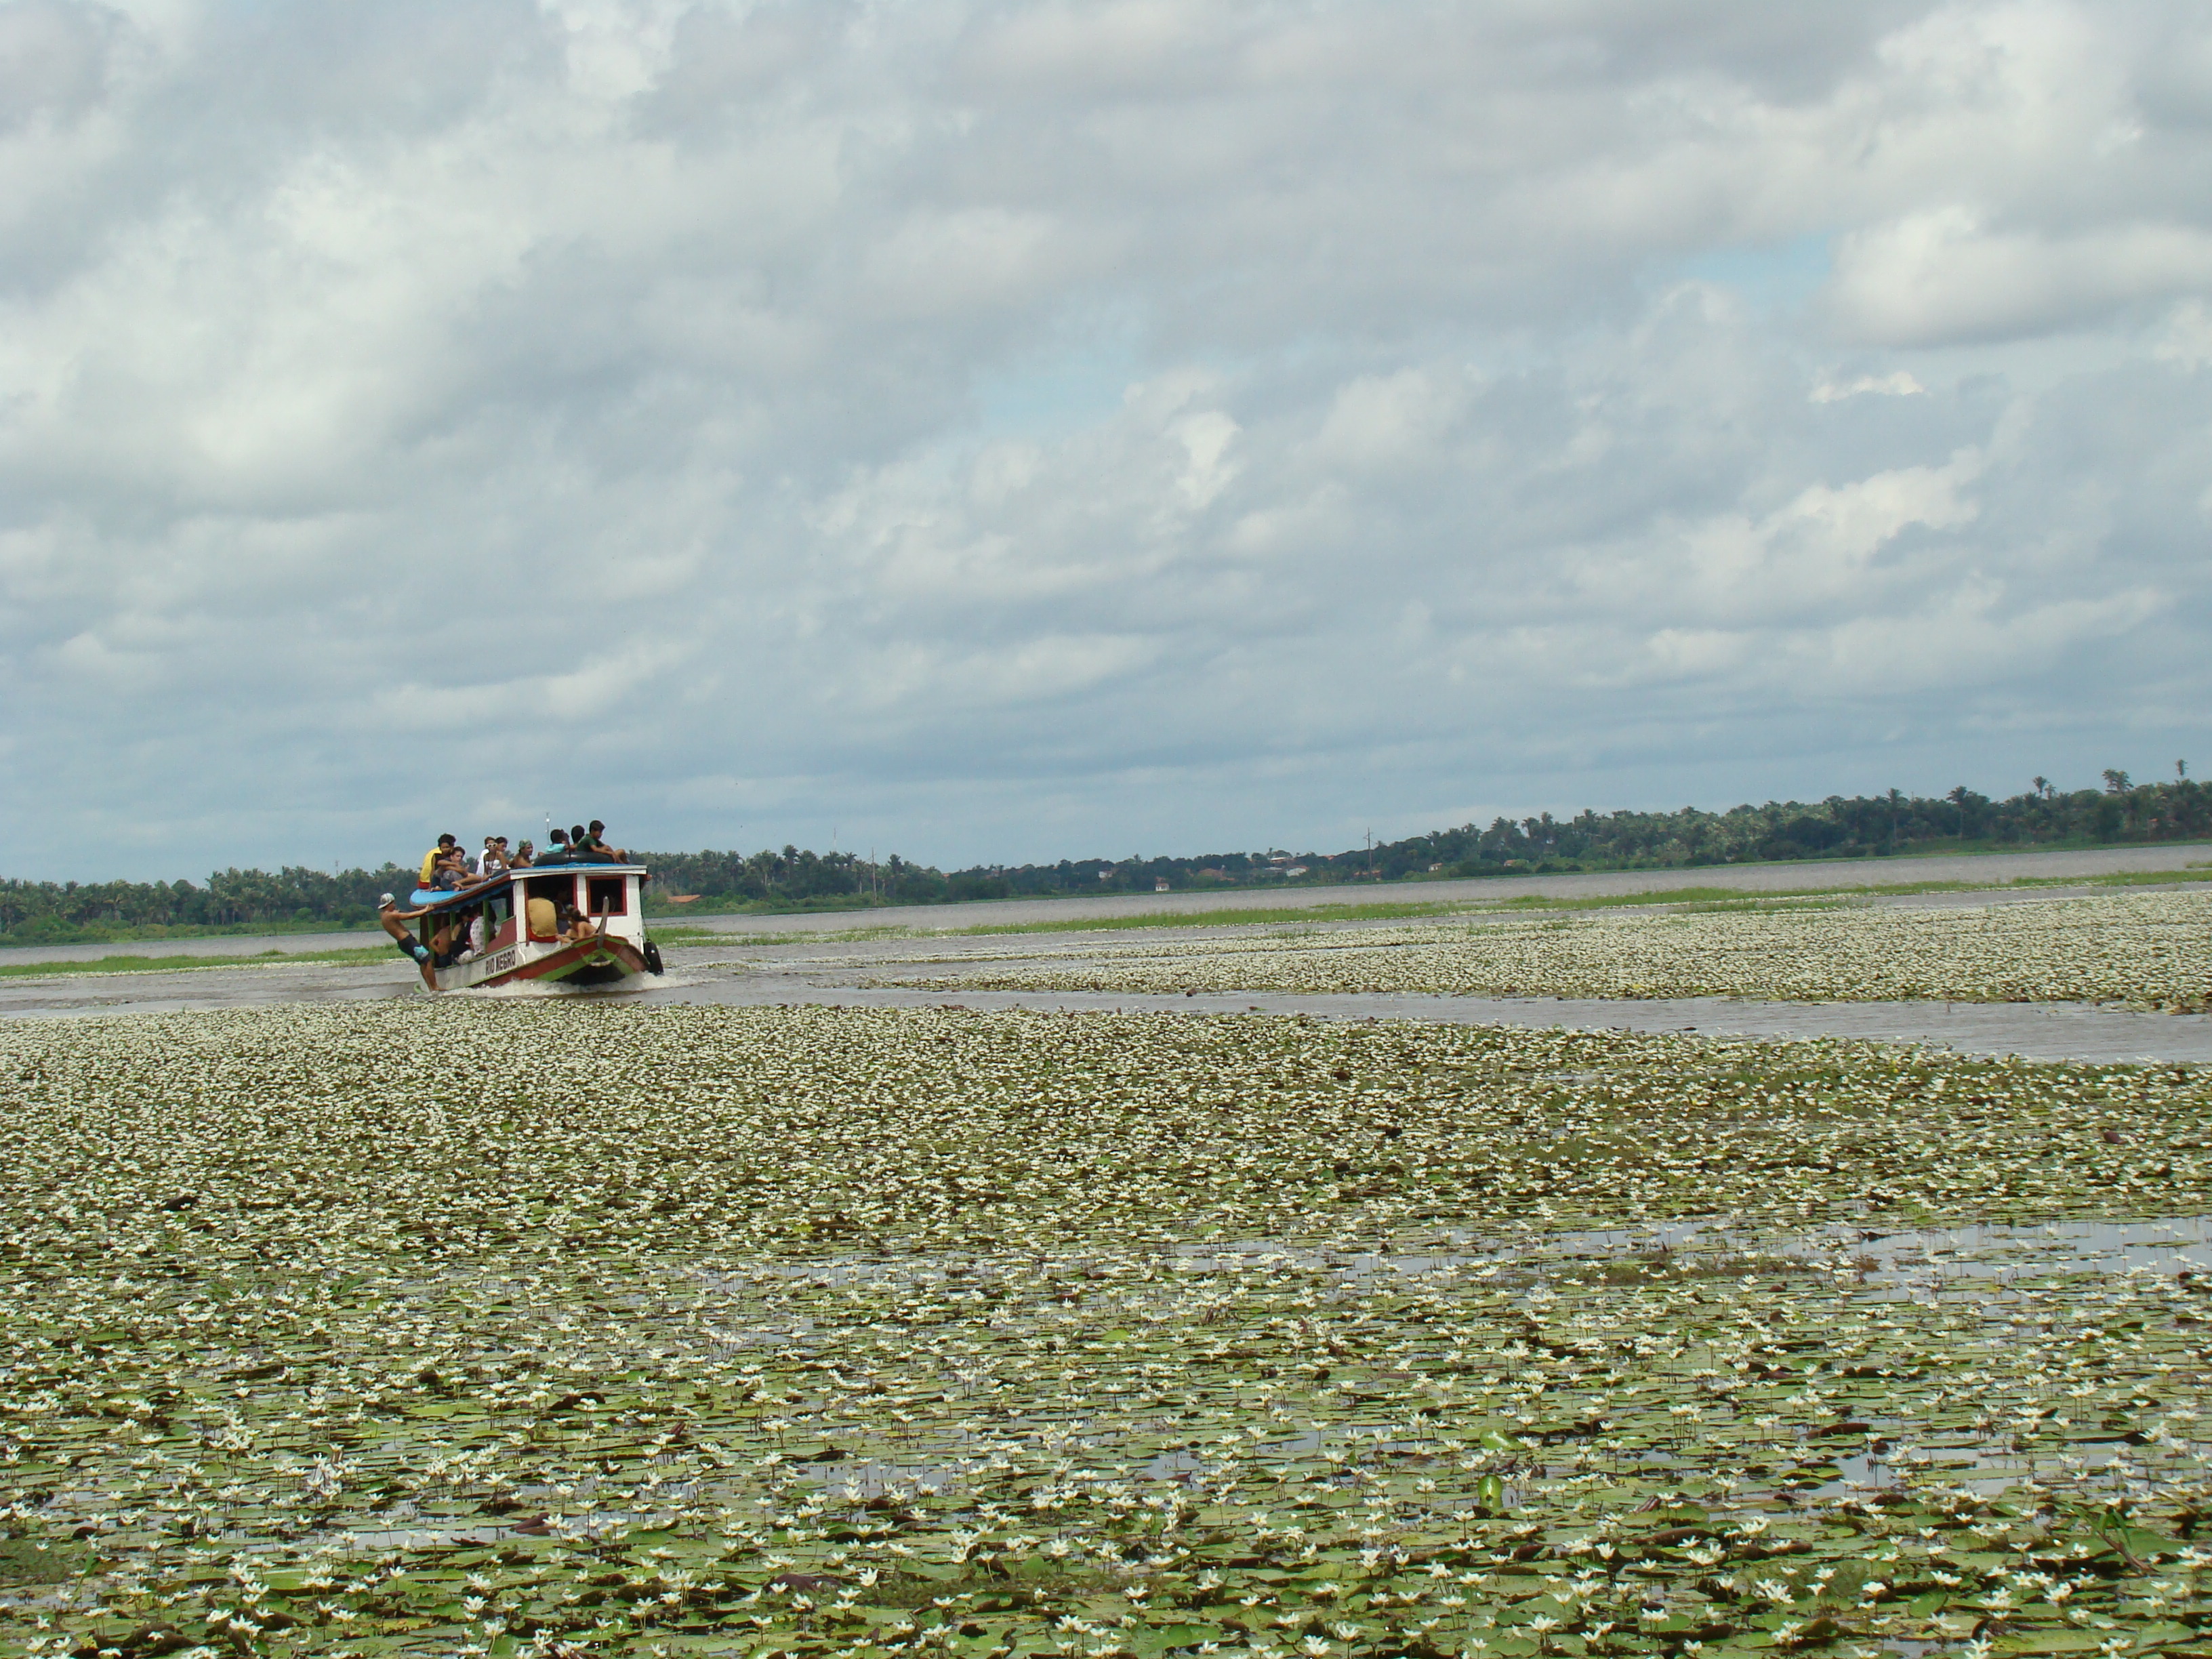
[
  {"left": 518, "top": 879, "right": 562, "bottom": 941},
  {"left": 586, "top": 876, "right": 628, "bottom": 916},
  {"left": 419, "top": 905, "right": 480, "bottom": 956}
]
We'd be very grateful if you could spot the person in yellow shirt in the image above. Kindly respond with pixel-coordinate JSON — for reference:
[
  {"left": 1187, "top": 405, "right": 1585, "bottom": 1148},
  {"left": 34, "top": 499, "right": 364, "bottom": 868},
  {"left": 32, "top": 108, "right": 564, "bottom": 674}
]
[{"left": 419, "top": 832, "right": 458, "bottom": 888}]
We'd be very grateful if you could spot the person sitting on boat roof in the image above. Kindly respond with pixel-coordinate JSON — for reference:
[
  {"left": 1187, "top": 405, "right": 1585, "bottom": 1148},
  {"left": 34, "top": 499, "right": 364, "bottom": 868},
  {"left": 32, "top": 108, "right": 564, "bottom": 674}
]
[
  {"left": 428, "top": 846, "right": 472, "bottom": 891},
  {"left": 511, "top": 838, "right": 535, "bottom": 868},
  {"left": 581, "top": 819, "right": 628, "bottom": 861},
  {"left": 419, "top": 832, "right": 458, "bottom": 888},
  {"left": 567, "top": 823, "right": 618, "bottom": 864},
  {"left": 534, "top": 827, "right": 576, "bottom": 866},
  {"left": 477, "top": 836, "right": 508, "bottom": 876}
]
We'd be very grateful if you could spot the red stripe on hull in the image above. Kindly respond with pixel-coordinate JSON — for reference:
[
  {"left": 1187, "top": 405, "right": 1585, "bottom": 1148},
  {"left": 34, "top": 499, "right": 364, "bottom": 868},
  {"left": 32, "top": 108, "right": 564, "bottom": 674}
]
[{"left": 507, "top": 937, "right": 647, "bottom": 985}]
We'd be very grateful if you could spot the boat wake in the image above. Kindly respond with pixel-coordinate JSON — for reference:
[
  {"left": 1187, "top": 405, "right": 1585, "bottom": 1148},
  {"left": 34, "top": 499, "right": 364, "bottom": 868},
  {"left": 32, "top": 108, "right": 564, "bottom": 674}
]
[
  {"left": 453, "top": 977, "right": 651, "bottom": 1000},
  {"left": 450, "top": 973, "right": 702, "bottom": 1001}
]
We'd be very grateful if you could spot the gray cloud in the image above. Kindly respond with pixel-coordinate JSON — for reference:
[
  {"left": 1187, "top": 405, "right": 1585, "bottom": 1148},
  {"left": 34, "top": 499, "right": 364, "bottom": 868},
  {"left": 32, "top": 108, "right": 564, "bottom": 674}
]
[{"left": 2, "top": 0, "right": 2210, "bottom": 879}]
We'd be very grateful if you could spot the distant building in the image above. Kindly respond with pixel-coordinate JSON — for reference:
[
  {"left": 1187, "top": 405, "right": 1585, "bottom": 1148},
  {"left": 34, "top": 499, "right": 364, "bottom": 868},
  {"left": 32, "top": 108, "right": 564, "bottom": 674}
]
[
  {"left": 1155, "top": 877, "right": 1170, "bottom": 891},
  {"left": 1283, "top": 865, "right": 1307, "bottom": 877}
]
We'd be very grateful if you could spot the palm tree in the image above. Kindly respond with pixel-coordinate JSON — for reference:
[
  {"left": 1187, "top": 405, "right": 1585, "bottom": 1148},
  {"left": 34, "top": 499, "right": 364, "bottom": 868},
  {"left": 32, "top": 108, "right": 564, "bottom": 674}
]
[{"left": 2032, "top": 776, "right": 2049, "bottom": 799}]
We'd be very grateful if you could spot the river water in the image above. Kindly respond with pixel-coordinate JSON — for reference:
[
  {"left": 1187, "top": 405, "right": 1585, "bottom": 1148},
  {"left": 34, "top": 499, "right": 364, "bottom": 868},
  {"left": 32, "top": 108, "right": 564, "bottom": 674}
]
[{"left": 5, "top": 936, "right": 2212, "bottom": 1063}]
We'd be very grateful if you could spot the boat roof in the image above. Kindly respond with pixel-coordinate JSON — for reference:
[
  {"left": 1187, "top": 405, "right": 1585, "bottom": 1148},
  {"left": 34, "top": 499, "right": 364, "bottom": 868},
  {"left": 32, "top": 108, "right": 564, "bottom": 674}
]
[{"left": 407, "top": 863, "right": 647, "bottom": 912}]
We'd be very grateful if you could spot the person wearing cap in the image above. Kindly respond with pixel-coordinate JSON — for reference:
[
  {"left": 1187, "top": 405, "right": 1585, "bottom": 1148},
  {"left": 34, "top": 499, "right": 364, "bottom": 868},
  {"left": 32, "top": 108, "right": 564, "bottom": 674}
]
[{"left": 378, "top": 894, "right": 433, "bottom": 968}]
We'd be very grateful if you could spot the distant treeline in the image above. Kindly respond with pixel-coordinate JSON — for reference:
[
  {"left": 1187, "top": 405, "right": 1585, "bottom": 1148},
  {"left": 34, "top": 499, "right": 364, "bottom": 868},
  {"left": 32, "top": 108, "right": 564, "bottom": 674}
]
[
  {"left": 1, "top": 769, "right": 2203, "bottom": 943},
  {"left": 1342, "top": 768, "right": 2207, "bottom": 882},
  {"left": 818, "top": 766, "right": 2207, "bottom": 903},
  {"left": 0, "top": 864, "right": 417, "bottom": 944}
]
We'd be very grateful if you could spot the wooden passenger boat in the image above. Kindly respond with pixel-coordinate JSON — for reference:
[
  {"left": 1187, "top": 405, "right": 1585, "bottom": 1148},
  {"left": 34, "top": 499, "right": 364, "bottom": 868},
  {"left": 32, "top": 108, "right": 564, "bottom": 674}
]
[{"left": 399, "top": 863, "right": 665, "bottom": 992}]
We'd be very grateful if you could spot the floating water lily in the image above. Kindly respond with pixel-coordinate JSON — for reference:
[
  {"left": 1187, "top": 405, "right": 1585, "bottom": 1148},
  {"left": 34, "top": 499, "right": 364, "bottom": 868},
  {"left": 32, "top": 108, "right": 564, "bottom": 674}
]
[
  {"left": 874, "top": 890, "right": 2212, "bottom": 1010},
  {"left": 0, "top": 1000, "right": 2203, "bottom": 1657}
]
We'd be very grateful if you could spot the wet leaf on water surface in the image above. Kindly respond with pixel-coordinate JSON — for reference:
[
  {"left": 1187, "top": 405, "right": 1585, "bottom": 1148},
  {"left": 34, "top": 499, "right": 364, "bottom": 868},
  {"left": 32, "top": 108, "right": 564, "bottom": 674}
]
[
  {"left": 884, "top": 888, "right": 2212, "bottom": 1011},
  {"left": 2, "top": 999, "right": 2210, "bottom": 1656}
]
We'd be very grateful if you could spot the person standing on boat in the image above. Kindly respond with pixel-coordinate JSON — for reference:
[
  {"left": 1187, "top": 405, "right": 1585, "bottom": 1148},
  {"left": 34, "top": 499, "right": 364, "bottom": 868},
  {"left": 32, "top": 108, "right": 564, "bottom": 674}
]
[{"left": 377, "top": 894, "right": 433, "bottom": 969}]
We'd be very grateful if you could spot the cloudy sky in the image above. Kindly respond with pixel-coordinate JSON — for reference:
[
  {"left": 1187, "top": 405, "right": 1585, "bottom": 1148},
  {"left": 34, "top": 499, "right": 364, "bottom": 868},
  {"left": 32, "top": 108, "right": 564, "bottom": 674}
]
[{"left": 5, "top": 0, "right": 2211, "bottom": 880}]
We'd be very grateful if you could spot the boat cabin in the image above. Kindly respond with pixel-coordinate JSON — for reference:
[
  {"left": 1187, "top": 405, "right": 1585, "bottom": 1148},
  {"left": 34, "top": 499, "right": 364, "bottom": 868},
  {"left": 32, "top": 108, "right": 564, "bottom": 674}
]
[{"left": 407, "top": 863, "right": 656, "bottom": 991}]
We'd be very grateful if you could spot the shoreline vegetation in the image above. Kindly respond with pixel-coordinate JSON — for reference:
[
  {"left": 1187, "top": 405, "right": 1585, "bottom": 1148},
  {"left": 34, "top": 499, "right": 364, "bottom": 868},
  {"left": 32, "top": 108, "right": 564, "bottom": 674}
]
[
  {"left": 0, "top": 945, "right": 398, "bottom": 981},
  {"left": 3, "top": 771, "right": 2207, "bottom": 947}
]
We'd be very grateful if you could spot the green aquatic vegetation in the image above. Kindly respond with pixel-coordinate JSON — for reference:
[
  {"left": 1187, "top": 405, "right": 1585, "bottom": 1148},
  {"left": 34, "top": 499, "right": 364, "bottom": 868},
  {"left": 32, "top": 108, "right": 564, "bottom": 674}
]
[
  {"left": 672, "top": 865, "right": 2212, "bottom": 948},
  {"left": 877, "top": 890, "right": 2212, "bottom": 1010},
  {"left": 0, "top": 946, "right": 398, "bottom": 981},
  {"left": 0, "top": 1002, "right": 2207, "bottom": 1659},
  {"left": 645, "top": 927, "right": 756, "bottom": 945},
  {"left": 920, "top": 890, "right": 1865, "bottom": 937}
]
